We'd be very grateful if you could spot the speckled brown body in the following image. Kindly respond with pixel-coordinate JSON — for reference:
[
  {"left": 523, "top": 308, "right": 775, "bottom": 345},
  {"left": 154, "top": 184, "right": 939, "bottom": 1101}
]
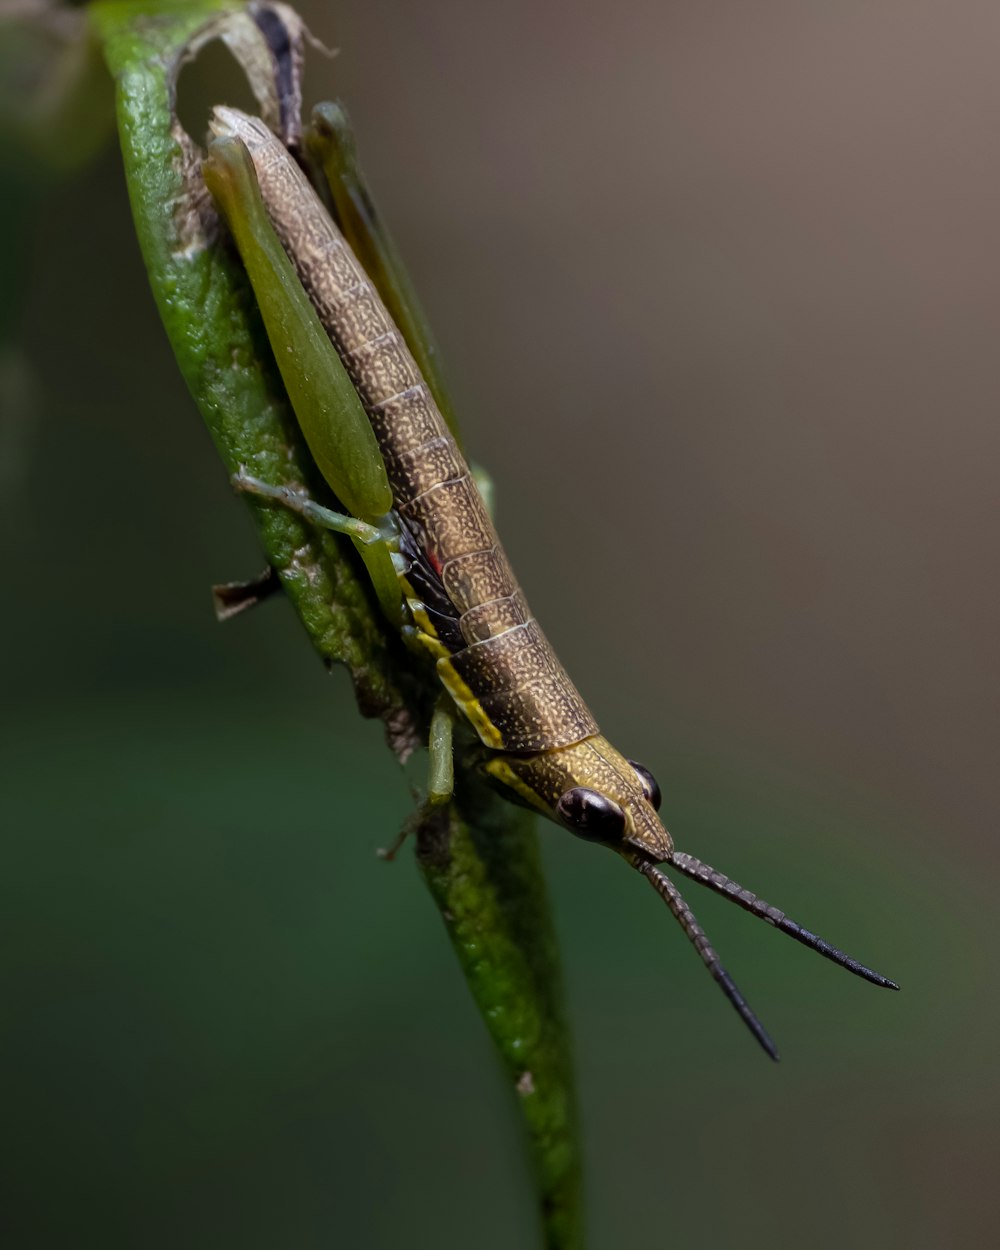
[
  {"left": 217, "top": 109, "right": 598, "bottom": 752},
  {"left": 207, "top": 109, "right": 900, "bottom": 1060}
]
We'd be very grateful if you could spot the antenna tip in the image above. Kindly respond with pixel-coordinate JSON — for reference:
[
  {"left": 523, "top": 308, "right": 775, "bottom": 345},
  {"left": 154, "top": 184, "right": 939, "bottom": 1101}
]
[
  {"left": 752, "top": 1027, "right": 781, "bottom": 1063},
  {"left": 851, "top": 964, "right": 900, "bottom": 990}
]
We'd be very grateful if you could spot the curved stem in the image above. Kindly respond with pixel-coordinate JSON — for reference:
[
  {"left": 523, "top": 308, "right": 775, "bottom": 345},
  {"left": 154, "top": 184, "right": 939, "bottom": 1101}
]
[{"left": 91, "top": 3, "right": 583, "bottom": 1245}]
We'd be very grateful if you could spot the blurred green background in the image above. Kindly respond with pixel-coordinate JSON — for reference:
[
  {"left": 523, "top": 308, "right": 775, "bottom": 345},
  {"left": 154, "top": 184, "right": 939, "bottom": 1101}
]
[{"left": 2, "top": 1, "right": 997, "bottom": 1246}]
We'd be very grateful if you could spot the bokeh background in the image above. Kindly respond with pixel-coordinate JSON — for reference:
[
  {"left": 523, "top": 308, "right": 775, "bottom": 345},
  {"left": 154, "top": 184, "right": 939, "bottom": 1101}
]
[{"left": 2, "top": 1, "right": 997, "bottom": 1246}]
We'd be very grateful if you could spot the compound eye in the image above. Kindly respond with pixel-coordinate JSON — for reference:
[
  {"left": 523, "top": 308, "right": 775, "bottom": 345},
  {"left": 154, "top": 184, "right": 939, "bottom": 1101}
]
[
  {"left": 555, "top": 787, "right": 627, "bottom": 843},
  {"left": 628, "top": 760, "right": 662, "bottom": 811}
]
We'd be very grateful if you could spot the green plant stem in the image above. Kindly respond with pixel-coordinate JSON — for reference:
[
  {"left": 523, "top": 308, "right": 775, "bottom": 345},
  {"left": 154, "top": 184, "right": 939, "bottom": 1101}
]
[{"left": 91, "top": 2, "right": 583, "bottom": 1244}]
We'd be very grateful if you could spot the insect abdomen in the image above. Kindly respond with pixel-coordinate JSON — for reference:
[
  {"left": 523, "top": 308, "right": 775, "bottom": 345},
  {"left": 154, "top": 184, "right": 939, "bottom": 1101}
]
[{"left": 223, "top": 110, "right": 597, "bottom": 751}]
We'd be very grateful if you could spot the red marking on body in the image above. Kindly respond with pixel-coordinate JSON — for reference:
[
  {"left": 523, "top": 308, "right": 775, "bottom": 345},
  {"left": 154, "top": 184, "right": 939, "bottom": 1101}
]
[{"left": 426, "top": 547, "right": 443, "bottom": 577}]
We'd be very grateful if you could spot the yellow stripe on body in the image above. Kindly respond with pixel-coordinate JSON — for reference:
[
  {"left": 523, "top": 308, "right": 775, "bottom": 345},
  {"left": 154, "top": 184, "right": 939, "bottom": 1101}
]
[
  {"left": 405, "top": 604, "right": 507, "bottom": 749},
  {"left": 396, "top": 565, "right": 506, "bottom": 747},
  {"left": 436, "top": 656, "right": 506, "bottom": 748},
  {"left": 481, "top": 756, "right": 553, "bottom": 816}
]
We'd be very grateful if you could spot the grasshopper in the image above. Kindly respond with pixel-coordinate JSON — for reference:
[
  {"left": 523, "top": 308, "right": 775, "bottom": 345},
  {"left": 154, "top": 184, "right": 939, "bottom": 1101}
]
[{"left": 203, "top": 102, "right": 898, "bottom": 1062}]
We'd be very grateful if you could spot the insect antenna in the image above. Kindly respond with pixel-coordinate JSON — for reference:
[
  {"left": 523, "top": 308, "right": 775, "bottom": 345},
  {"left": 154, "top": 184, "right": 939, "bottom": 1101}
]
[
  {"left": 636, "top": 860, "right": 780, "bottom": 1061},
  {"left": 669, "top": 851, "right": 900, "bottom": 990}
]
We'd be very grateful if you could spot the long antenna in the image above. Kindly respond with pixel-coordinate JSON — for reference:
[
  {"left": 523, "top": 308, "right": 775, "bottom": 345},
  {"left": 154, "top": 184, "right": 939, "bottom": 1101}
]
[
  {"left": 669, "top": 851, "right": 900, "bottom": 990},
  {"left": 636, "top": 860, "right": 780, "bottom": 1061}
]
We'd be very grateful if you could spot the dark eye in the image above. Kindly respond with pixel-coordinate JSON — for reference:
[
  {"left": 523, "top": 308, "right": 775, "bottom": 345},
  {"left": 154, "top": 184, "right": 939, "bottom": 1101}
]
[
  {"left": 555, "top": 787, "right": 627, "bottom": 843},
  {"left": 628, "top": 760, "right": 662, "bottom": 810}
]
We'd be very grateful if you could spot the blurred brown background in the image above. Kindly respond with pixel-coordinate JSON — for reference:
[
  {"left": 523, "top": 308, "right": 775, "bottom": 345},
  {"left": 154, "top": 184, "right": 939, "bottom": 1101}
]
[{"left": 2, "top": 1, "right": 997, "bottom": 1247}]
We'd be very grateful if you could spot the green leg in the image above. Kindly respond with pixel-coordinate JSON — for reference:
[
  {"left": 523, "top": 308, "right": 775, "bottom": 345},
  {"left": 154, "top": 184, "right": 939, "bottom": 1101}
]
[
  {"left": 232, "top": 468, "right": 404, "bottom": 628},
  {"left": 379, "top": 696, "right": 456, "bottom": 860},
  {"left": 426, "top": 695, "right": 456, "bottom": 805},
  {"left": 305, "top": 102, "right": 462, "bottom": 446},
  {"left": 204, "top": 134, "right": 393, "bottom": 526},
  {"left": 205, "top": 135, "right": 405, "bottom": 627},
  {"left": 232, "top": 468, "right": 386, "bottom": 544}
]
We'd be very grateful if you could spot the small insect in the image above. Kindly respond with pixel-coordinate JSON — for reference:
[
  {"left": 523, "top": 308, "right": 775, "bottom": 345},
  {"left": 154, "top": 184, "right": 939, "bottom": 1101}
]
[{"left": 202, "top": 97, "right": 898, "bottom": 1061}]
